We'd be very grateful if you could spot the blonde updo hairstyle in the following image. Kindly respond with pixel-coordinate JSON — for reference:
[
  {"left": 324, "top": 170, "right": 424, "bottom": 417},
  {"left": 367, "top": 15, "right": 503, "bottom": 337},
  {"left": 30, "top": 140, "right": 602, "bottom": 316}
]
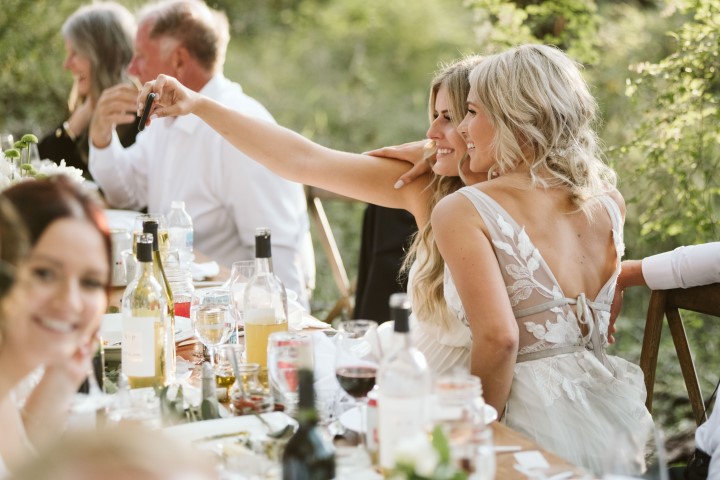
[
  {"left": 403, "top": 54, "right": 483, "bottom": 330},
  {"left": 469, "top": 44, "right": 616, "bottom": 213}
]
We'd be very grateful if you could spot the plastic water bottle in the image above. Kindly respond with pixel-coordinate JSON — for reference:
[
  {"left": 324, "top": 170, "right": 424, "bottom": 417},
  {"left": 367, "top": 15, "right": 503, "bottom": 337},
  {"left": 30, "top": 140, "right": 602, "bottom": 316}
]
[{"left": 167, "top": 200, "right": 193, "bottom": 257}]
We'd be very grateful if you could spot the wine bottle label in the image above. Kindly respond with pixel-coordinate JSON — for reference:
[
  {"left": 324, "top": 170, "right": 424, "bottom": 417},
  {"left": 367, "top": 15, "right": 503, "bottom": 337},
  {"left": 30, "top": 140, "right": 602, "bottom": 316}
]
[
  {"left": 122, "top": 316, "right": 158, "bottom": 376},
  {"left": 378, "top": 395, "right": 429, "bottom": 469}
]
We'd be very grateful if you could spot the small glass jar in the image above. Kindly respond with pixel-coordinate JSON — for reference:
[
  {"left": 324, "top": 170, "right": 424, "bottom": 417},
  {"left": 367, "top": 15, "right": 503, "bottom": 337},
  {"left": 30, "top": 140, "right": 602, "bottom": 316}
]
[
  {"left": 163, "top": 248, "right": 195, "bottom": 318},
  {"left": 229, "top": 363, "right": 274, "bottom": 415},
  {"left": 434, "top": 373, "right": 492, "bottom": 474}
]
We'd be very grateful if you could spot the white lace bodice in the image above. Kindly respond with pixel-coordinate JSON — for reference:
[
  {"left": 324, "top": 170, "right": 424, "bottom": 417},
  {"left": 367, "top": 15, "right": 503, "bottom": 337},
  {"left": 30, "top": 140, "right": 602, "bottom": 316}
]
[{"left": 455, "top": 186, "right": 624, "bottom": 364}]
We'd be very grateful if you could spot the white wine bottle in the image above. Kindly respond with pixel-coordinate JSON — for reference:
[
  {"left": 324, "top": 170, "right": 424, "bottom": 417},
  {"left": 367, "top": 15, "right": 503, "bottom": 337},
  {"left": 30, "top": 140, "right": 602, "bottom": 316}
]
[
  {"left": 121, "top": 234, "right": 167, "bottom": 389},
  {"left": 243, "top": 227, "right": 288, "bottom": 368},
  {"left": 377, "top": 293, "right": 432, "bottom": 470},
  {"left": 143, "top": 220, "right": 176, "bottom": 383}
]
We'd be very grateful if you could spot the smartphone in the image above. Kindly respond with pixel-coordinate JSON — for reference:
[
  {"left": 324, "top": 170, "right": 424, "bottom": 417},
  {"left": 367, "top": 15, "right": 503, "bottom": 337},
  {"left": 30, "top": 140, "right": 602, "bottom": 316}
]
[{"left": 137, "top": 92, "right": 156, "bottom": 132}]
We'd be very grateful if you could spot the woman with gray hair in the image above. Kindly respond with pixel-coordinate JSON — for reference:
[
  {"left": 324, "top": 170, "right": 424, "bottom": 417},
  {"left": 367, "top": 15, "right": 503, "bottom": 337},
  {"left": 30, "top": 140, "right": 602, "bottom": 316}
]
[{"left": 38, "top": 2, "right": 140, "bottom": 179}]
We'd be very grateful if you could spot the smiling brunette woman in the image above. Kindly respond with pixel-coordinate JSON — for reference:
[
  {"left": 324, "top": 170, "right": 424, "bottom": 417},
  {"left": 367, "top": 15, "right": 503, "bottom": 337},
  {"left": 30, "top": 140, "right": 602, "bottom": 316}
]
[{"left": 0, "top": 176, "right": 111, "bottom": 474}]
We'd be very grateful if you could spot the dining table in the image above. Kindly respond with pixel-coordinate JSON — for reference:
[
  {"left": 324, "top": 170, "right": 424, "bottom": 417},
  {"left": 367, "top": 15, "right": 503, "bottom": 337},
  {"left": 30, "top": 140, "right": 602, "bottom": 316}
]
[{"left": 105, "top": 251, "right": 592, "bottom": 479}]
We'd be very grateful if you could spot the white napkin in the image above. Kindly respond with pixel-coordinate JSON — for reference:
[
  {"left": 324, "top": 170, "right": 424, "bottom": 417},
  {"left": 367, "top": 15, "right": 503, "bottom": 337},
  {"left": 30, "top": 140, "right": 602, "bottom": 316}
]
[
  {"left": 310, "top": 331, "right": 341, "bottom": 394},
  {"left": 191, "top": 261, "right": 220, "bottom": 281},
  {"left": 290, "top": 312, "right": 332, "bottom": 331}
]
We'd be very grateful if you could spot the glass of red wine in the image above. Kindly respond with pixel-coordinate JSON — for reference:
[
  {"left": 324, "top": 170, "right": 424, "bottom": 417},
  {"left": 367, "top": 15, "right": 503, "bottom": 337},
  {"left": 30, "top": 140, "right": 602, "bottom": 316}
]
[{"left": 334, "top": 319, "right": 382, "bottom": 448}]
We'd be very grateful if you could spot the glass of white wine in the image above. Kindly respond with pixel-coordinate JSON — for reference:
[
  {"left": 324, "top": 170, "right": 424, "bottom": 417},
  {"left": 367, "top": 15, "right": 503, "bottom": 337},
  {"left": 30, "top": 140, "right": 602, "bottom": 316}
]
[
  {"left": 190, "top": 288, "right": 235, "bottom": 367},
  {"left": 134, "top": 213, "right": 169, "bottom": 250}
]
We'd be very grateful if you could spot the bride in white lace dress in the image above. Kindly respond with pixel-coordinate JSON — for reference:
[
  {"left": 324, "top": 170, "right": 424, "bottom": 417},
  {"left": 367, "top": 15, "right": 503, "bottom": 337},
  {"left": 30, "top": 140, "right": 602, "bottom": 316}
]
[{"left": 432, "top": 44, "right": 654, "bottom": 474}]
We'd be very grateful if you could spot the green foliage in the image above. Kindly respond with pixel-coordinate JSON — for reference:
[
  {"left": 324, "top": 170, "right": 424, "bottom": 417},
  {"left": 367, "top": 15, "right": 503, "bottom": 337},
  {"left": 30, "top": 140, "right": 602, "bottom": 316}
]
[
  {"left": 464, "top": 0, "right": 601, "bottom": 63},
  {"left": 620, "top": 0, "right": 719, "bottom": 247}
]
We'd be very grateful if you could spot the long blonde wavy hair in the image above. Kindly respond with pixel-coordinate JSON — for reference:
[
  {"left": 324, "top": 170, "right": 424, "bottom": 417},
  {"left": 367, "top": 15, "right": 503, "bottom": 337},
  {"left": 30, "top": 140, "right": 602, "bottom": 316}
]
[
  {"left": 402, "top": 54, "right": 483, "bottom": 330},
  {"left": 469, "top": 44, "right": 616, "bottom": 213}
]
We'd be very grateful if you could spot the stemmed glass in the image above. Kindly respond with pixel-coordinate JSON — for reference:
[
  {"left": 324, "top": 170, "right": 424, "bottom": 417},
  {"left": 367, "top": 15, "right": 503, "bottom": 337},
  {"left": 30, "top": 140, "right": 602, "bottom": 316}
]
[
  {"left": 133, "top": 213, "right": 168, "bottom": 250},
  {"left": 190, "top": 288, "right": 234, "bottom": 366},
  {"left": 267, "top": 331, "right": 313, "bottom": 417},
  {"left": 334, "top": 319, "right": 382, "bottom": 447},
  {"left": 225, "top": 260, "right": 255, "bottom": 344}
]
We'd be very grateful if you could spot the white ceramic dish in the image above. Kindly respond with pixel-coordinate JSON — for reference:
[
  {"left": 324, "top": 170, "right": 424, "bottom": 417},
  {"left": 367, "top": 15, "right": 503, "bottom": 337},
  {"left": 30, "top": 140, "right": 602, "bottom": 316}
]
[
  {"left": 339, "top": 402, "right": 498, "bottom": 433},
  {"left": 101, "top": 313, "right": 193, "bottom": 349},
  {"left": 164, "top": 411, "right": 295, "bottom": 445}
]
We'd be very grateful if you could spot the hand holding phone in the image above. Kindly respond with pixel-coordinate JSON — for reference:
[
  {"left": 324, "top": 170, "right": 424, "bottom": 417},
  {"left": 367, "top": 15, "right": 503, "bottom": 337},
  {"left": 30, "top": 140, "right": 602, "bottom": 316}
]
[{"left": 137, "top": 92, "right": 157, "bottom": 132}]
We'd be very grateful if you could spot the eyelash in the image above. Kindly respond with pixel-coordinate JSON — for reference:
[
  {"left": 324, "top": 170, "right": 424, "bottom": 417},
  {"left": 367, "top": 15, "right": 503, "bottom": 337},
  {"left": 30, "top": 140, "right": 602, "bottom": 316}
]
[
  {"left": 32, "top": 267, "right": 55, "bottom": 282},
  {"left": 468, "top": 108, "right": 477, "bottom": 116},
  {"left": 32, "top": 267, "right": 104, "bottom": 290},
  {"left": 82, "top": 278, "right": 105, "bottom": 290}
]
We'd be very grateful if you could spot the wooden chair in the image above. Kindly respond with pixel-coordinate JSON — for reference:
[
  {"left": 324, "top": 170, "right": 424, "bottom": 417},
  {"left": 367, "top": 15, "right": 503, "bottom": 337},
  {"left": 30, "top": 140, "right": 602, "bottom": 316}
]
[
  {"left": 306, "top": 187, "right": 355, "bottom": 323},
  {"left": 639, "top": 282, "right": 720, "bottom": 426}
]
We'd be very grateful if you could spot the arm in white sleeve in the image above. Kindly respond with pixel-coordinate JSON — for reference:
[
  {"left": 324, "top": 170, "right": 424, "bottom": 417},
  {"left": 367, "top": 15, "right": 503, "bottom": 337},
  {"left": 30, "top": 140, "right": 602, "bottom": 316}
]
[
  {"left": 641, "top": 242, "right": 720, "bottom": 290},
  {"left": 696, "top": 403, "right": 720, "bottom": 476},
  {"left": 89, "top": 129, "right": 150, "bottom": 210}
]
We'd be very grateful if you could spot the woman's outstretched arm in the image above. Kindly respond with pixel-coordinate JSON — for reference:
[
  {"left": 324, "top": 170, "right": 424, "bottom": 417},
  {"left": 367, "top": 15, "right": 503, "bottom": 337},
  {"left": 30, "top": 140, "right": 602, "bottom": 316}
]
[{"left": 139, "top": 75, "right": 430, "bottom": 225}]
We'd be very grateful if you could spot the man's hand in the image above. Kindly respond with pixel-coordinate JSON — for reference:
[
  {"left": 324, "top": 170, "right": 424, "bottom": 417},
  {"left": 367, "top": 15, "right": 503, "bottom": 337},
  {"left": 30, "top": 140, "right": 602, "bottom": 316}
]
[
  {"left": 608, "top": 260, "right": 645, "bottom": 344},
  {"left": 137, "top": 74, "right": 200, "bottom": 127},
  {"left": 365, "top": 139, "right": 434, "bottom": 189},
  {"left": 90, "top": 83, "right": 139, "bottom": 148}
]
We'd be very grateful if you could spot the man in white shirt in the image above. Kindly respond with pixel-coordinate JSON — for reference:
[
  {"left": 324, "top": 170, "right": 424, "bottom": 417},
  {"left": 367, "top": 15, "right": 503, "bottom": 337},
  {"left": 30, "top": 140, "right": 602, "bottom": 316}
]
[
  {"left": 88, "top": 0, "right": 314, "bottom": 306},
  {"left": 612, "top": 242, "right": 720, "bottom": 480}
]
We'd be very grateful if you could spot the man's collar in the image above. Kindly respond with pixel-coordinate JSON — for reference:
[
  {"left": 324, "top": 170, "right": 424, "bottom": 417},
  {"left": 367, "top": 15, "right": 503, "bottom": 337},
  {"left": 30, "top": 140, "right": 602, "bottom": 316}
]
[{"left": 172, "top": 73, "right": 229, "bottom": 133}]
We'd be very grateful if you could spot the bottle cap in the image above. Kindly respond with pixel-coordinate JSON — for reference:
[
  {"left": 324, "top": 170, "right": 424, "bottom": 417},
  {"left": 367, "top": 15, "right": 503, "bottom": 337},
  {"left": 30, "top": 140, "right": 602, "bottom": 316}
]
[
  {"left": 171, "top": 200, "right": 185, "bottom": 209},
  {"left": 142, "top": 220, "right": 159, "bottom": 252},
  {"left": 254, "top": 227, "right": 272, "bottom": 259},
  {"left": 389, "top": 293, "right": 411, "bottom": 332},
  {"left": 136, "top": 234, "right": 153, "bottom": 263},
  {"left": 297, "top": 368, "right": 315, "bottom": 409}
]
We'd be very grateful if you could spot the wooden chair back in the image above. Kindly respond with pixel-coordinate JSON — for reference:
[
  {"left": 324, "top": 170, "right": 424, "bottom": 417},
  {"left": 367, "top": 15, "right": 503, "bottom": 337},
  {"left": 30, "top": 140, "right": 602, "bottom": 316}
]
[{"left": 640, "top": 282, "right": 720, "bottom": 426}]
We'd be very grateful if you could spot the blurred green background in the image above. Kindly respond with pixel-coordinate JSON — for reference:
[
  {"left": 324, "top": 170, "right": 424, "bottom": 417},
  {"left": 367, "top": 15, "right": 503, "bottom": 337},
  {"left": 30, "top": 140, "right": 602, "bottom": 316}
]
[{"left": 1, "top": 0, "right": 718, "bottom": 449}]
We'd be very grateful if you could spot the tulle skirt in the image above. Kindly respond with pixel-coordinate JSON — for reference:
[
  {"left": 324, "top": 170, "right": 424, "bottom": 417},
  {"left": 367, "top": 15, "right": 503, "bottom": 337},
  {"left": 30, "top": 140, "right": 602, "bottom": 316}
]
[{"left": 504, "top": 351, "right": 654, "bottom": 476}]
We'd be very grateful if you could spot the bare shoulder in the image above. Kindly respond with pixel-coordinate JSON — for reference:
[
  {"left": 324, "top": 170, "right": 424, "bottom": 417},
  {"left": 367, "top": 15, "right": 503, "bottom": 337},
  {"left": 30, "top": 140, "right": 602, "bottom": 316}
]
[
  {"left": 432, "top": 189, "right": 475, "bottom": 225},
  {"left": 604, "top": 186, "right": 626, "bottom": 218}
]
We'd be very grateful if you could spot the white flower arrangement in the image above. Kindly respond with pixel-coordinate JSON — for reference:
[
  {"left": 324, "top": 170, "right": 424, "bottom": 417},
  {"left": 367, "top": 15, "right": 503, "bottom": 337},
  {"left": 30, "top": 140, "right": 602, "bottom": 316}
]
[
  {"left": 388, "top": 426, "right": 467, "bottom": 480},
  {"left": 1, "top": 134, "right": 84, "bottom": 191}
]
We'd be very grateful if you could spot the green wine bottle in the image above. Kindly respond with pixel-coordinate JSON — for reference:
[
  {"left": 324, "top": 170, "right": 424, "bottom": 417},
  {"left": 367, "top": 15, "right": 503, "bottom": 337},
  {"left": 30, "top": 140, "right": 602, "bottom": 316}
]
[{"left": 281, "top": 368, "right": 335, "bottom": 480}]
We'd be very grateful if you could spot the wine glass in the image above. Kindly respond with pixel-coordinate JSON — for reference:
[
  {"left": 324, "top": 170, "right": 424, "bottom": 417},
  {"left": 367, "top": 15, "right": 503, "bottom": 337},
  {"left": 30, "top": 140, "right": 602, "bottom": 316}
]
[
  {"left": 190, "top": 288, "right": 234, "bottom": 366},
  {"left": 334, "top": 319, "right": 382, "bottom": 448},
  {"left": 226, "top": 260, "right": 255, "bottom": 344},
  {"left": 267, "top": 331, "right": 313, "bottom": 417}
]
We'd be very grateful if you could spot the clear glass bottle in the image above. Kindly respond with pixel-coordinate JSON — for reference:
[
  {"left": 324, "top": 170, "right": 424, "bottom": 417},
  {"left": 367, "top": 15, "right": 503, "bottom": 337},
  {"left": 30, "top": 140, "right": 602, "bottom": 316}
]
[
  {"left": 143, "top": 220, "right": 176, "bottom": 382},
  {"left": 377, "top": 292, "right": 432, "bottom": 470},
  {"left": 167, "top": 200, "right": 194, "bottom": 257},
  {"left": 282, "top": 368, "right": 335, "bottom": 480},
  {"left": 121, "top": 234, "right": 167, "bottom": 388},
  {"left": 243, "top": 227, "right": 288, "bottom": 369},
  {"left": 435, "top": 373, "right": 494, "bottom": 475}
]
